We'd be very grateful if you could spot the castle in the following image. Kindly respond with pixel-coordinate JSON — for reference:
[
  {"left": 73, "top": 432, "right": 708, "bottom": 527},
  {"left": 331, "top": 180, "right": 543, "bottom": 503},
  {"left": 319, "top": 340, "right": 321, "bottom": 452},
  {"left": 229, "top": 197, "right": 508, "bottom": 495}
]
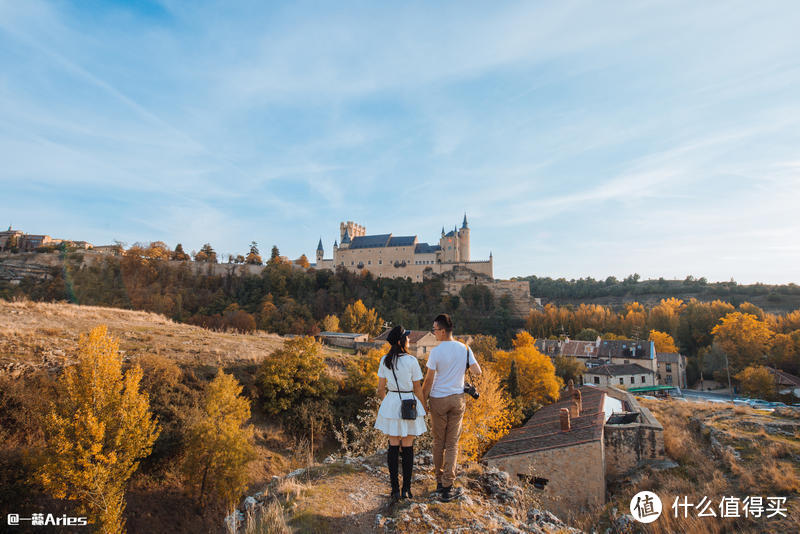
[{"left": 312, "top": 215, "right": 493, "bottom": 281}]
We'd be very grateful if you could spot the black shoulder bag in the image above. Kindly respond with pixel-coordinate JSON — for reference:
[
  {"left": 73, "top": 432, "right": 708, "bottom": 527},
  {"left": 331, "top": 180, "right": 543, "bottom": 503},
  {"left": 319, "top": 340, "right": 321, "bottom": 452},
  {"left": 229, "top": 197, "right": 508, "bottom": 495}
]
[
  {"left": 463, "top": 346, "right": 479, "bottom": 399},
  {"left": 390, "top": 354, "right": 418, "bottom": 420}
]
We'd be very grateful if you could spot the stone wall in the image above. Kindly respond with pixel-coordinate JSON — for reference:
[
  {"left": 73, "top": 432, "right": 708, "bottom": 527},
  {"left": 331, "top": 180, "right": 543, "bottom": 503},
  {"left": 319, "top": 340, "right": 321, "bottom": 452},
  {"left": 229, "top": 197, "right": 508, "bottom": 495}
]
[
  {"left": 443, "top": 278, "right": 532, "bottom": 319},
  {"left": 483, "top": 440, "right": 605, "bottom": 515}
]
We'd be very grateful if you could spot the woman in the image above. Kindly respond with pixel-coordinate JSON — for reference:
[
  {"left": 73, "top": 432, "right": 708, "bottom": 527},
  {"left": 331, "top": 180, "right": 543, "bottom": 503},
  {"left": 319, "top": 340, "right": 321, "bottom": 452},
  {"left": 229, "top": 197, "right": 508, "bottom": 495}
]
[{"left": 374, "top": 325, "right": 427, "bottom": 501}]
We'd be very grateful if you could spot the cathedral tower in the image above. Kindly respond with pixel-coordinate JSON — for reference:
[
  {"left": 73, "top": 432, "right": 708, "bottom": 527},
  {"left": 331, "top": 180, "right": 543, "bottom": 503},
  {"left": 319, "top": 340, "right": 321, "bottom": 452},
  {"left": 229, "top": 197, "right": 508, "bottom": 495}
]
[{"left": 458, "top": 213, "right": 470, "bottom": 262}]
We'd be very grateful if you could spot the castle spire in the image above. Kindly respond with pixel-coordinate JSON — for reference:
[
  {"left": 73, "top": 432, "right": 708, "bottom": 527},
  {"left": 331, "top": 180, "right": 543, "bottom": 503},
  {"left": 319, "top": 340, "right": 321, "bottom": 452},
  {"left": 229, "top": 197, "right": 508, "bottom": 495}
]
[
  {"left": 441, "top": 226, "right": 445, "bottom": 237},
  {"left": 462, "top": 213, "right": 468, "bottom": 229},
  {"left": 317, "top": 238, "right": 324, "bottom": 252},
  {"left": 341, "top": 228, "right": 351, "bottom": 244}
]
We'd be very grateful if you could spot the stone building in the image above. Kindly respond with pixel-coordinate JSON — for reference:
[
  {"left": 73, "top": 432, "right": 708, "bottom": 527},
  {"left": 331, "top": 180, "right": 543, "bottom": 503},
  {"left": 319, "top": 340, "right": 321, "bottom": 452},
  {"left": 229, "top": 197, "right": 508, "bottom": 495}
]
[
  {"left": 315, "top": 331, "right": 369, "bottom": 349},
  {"left": 373, "top": 329, "right": 440, "bottom": 357},
  {"left": 583, "top": 363, "right": 656, "bottom": 387},
  {"left": 312, "top": 215, "right": 493, "bottom": 281},
  {"left": 483, "top": 384, "right": 664, "bottom": 515},
  {"left": 656, "top": 352, "right": 688, "bottom": 388},
  {"left": 0, "top": 227, "right": 24, "bottom": 251}
]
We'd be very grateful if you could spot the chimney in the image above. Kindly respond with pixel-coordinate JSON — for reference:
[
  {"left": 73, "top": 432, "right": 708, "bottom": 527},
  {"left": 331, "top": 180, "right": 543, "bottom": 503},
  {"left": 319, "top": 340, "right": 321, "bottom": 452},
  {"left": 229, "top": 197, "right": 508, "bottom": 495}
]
[
  {"left": 569, "top": 400, "right": 580, "bottom": 418},
  {"left": 560, "top": 408, "right": 571, "bottom": 432},
  {"left": 573, "top": 389, "right": 582, "bottom": 413}
]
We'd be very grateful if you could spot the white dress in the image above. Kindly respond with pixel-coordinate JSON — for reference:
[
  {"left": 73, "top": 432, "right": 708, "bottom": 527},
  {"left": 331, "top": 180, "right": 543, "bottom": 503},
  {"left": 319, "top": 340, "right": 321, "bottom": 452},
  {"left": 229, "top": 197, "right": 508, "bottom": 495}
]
[{"left": 374, "top": 353, "right": 427, "bottom": 437}]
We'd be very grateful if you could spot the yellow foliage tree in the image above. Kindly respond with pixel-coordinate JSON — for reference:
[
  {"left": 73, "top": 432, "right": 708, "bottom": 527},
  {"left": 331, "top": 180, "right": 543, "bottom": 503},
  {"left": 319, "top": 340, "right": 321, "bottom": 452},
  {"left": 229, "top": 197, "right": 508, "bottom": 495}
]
[
  {"left": 621, "top": 301, "right": 647, "bottom": 338},
  {"left": 734, "top": 366, "right": 775, "bottom": 399},
  {"left": 345, "top": 345, "right": 389, "bottom": 397},
  {"left": 38, "top": 326, "right": 159, "bottom": 534},
  {"left": 183, "top": 369, "right": 257, "bottom": 510},
  {"left": 340, "top": 299, "right": 383, "bottom": 336},
  {"left": 459, "top": 367, "right": 514, "bottom": 462},
  {"left": 648, "top": 298, "right": 684, "bottom": 338},
  {"left": 649, "top": 330, "right": 679, "bottom": 353},
  {"left": 711, "top": 312, "right": 773, "bottom": 372},
  {"left": 511, "top": 331, "right": 535, "bottom": 349},
  {"left": 321, "top": 314, "right": 340, "bottom": 332},
  {"left": 492, "top": 344, "right": 562, "bottom": 407}
]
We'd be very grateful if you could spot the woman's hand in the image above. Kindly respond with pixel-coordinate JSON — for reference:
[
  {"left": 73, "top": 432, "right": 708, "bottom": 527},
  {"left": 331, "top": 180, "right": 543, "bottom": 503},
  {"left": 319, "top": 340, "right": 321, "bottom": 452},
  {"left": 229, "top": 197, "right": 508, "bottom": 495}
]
[
  {"left": 378, "top": 376, "right": 387, "bottom": 400},
  {"left": 413, "top": 380, "right": 424, "bottom": 407}
]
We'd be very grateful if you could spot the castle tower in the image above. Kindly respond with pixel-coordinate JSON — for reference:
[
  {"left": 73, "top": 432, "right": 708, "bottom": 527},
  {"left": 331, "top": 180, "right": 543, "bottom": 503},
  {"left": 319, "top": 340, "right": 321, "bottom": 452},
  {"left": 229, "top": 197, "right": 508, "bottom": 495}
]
[
  {"left": 340, "top": 221, "right": 365, "bottom": 242},
  {"left": 316, "top": 238, "right": 324, "bottom": 263},
  {"left": 458, "top": 213, "right": 470, "bottom": 262},
  {"left": 340, "top": 229, "right": 351, "bottom": 249}
]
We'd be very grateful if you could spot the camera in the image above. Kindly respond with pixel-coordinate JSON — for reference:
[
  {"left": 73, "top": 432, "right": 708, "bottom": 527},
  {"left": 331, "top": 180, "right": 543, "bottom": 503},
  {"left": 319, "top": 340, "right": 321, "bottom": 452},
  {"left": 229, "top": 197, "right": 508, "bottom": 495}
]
[{"left": 464, "top": 384, "right": 479, "bottom": 399}]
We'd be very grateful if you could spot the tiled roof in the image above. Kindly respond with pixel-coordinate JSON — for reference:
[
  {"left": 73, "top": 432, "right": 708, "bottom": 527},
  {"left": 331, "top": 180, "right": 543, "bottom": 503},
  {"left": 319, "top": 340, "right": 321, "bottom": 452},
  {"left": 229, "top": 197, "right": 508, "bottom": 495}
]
[
  {"left": 656, "top": 352, "right": 683, "bottom": 364},
  {"left": 374, "top": 329, "right": 435, "bottom": 345},
  {"left": 766, "top": 367, "right": 800, "bottom": 387},
  {"left": 349, "top": 234, "right": 391, "bottom": 249},
  {"left": 585, "top": 363, "right": 654, "bottom": 376},
  {"left": 414, "top": 243, "right": 441, "bottom": 254},
  {"left": 598, "top": 339, "right": 653, "bottom": 360},
  {"left": 483, "top": 386, "right": 605, "bottom": 460},
  {"left": 318, "top": 332, "right": 367, "bottom": 339},
  {"left": 562, "top": 340, "right": 599, "bottom": 358},
  {"left": 387, "top": 236, "right": 417, "bottom": 247},
  {"left": 534, "top": 339, "right": 561, "bottom": 355}
]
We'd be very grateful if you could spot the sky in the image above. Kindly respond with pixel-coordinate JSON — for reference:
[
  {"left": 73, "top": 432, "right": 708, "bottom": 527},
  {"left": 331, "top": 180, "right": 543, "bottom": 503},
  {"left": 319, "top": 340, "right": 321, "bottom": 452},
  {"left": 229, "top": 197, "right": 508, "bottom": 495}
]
[{"left": 2, "top": 1, "right": 799, "bottom": 284}]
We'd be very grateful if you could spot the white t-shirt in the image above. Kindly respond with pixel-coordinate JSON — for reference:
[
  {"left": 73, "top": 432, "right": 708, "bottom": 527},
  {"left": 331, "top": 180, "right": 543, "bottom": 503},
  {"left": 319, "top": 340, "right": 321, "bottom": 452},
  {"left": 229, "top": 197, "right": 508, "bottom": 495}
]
[
  {"left": 377, "top": 353, "right": 424, "bottom": 393},
  {"left": 427, "top": 340, "right": 477, "bottom": 398}
]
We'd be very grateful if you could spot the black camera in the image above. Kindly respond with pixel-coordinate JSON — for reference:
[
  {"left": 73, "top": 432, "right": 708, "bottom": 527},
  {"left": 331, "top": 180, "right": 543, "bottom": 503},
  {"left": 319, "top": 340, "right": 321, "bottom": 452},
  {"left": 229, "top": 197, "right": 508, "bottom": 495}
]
[{"left": 464, "top": 384, "right": 479, "bottom": 399}]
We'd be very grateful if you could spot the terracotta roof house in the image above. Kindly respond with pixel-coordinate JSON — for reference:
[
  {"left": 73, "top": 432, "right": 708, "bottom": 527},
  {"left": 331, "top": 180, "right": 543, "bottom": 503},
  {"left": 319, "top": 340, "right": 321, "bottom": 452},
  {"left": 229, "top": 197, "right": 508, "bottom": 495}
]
[
  {"left": 656, "top": 352, "right": 688, "bottom": 388},
  {"left": 598, "top": 339, "right": 658, "bottom": 374},
  {"left": 483, "top": 384, "right": 664, "bottom": 514}
]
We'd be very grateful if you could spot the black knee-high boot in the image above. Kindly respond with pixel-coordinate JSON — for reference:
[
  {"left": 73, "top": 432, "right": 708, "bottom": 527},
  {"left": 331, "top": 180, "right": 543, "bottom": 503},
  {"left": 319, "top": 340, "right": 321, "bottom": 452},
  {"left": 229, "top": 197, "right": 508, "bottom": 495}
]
[
  {"left": 401, "top": 445, "right": 414, "bottom": 498},
  {"left": 387, "top": 445, "right": 400, "bottom": 500}
]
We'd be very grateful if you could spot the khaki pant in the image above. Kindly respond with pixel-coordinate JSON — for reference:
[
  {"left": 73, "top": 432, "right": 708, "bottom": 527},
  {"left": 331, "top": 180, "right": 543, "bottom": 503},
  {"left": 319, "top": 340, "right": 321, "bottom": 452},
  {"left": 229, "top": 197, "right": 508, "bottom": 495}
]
[{"left": 429, "top": 393, "right": 466, "bottom": 487}]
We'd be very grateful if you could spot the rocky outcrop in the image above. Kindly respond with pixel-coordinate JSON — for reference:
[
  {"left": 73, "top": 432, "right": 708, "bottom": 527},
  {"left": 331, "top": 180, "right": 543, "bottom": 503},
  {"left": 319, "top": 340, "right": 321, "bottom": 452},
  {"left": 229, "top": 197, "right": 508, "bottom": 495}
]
[{"left": 224, "top": 452, "right": 584, "bottom": 533}]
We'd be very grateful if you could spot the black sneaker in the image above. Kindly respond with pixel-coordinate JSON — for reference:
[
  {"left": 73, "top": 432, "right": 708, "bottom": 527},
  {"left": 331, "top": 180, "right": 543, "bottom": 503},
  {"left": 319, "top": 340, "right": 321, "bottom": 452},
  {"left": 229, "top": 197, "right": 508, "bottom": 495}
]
[
  {"left": 438, "top": 486, "right": 463, "bottom": 502},
  {"left": 436, "top": 482, "right": 444, "bottom": 492}
]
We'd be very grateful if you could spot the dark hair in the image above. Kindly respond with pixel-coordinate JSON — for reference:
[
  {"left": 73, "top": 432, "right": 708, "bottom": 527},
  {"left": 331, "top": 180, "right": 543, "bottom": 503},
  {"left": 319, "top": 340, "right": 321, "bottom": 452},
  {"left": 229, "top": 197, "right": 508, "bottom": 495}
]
[
  {"left": 384, "top": 335, "right": 409, "bottom": 370},
  {"left": 434, "top": 313, "right": 453, "bottom": 332}
]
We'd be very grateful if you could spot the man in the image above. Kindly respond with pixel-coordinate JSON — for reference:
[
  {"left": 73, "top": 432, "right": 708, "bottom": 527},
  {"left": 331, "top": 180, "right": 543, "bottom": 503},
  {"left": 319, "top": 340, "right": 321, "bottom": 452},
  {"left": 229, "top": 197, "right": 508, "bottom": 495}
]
[{"left": 422, "top": 313, "right": 482, "bottom": 501}]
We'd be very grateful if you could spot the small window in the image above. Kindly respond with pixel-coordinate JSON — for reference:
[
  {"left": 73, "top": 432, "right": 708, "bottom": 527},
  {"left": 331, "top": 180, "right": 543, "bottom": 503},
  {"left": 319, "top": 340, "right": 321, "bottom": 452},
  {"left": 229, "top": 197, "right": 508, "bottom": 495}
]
[
  {"left": 379, "top": 260, "right": 382, "bottom": 264},
  {"left": 665, "top": 363, "right": 672, "bottom": 372},
  {"left": 641, "top": 376, "right": 646, "bottom": 383},
  {"left": 629, "top": 376, "right": 634, "bottom": 384},
  {"left": 624, "top": 360, "right": 630, "bottom": 364},
  {"left": 594, "top": 376, "right": 600, "bottom": 384},
  {"left": 368, "top": 260, "right": 371, "bottom": 265},
  {"left": 619, "top": 378, "right": 624, "bottom": 385}
]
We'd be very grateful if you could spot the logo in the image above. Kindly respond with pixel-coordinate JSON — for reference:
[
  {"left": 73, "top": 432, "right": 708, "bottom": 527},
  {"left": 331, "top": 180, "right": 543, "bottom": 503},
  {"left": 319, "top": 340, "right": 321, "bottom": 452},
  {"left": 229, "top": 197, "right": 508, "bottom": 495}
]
[
  {"left": 630, "top": 491, "right": 663, "bottom": 523},
  {"left": 6, "top": 513, "right": 88, "bottom": 527},
  {"left": 7, "top": 514, "right": 19, "bottom": 526}
]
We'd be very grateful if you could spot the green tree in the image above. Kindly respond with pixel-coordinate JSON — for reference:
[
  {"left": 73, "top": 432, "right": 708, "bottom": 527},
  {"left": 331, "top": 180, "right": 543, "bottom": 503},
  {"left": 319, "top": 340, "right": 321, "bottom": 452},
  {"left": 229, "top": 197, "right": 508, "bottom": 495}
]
[
  {"left": 38, "top": 326, "right": 159, "bottom": 534},
  {"left": 553, "top": 355, "right": 587, "bottom": 386},
  {"left": 574, "top": 328, "right": 601, "bottom": 341},
  {"left": 505, "top": 359, "right": 520, "bottom": 398},
  {"left": 183, "top": 369, "right": 256, "bottom": 510},
  {"left": 256, "top": 337, "right": 336, "bottom": 415}
]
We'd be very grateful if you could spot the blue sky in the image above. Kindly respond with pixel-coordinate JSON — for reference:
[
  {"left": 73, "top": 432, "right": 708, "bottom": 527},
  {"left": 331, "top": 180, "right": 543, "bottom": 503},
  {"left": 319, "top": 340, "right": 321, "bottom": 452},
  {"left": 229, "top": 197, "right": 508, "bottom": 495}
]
[{"left": 2, "top": 1, "right": 799, "bottom": 284}]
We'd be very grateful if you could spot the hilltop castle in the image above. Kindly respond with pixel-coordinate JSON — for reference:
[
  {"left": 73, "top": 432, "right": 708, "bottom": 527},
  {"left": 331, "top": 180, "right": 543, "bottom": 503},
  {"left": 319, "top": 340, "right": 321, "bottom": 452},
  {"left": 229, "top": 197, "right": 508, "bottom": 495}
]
[{"left": 313, "top": 215, "right": 493, "bottom": 281}]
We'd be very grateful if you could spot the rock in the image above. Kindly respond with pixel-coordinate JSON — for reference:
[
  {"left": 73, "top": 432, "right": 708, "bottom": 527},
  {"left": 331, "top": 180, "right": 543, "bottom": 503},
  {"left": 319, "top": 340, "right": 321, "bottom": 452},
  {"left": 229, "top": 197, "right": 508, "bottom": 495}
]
[
  {"left": 243, "top": 496, "right": 257, "bottom": 510},
  {"left": 323, "top": 455, "right": 337, "bottom": 464},
  {"left": 286, "top": 468, "right": 305, "bottom": 478}
]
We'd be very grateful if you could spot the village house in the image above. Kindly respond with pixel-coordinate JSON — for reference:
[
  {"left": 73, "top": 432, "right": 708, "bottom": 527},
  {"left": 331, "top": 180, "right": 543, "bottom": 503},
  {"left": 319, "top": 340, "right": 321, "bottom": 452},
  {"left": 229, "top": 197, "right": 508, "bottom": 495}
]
[
  {"left": 373, "top": 329, "right": 440, "bottom": 357},
  {"left": 656, "top": 352, "right": 688, "bottom": 388},
  {"left": 766, "top": 367, "right": 800, "bottom": 398},
  {"left": 315, "top": 331, "right": 370, "bottom": 349},
  {"left": 483, "top": 383, "right": 664, "bottom": 514},
  {"left": 583, "top": 363, "right": 656, "bottom": 387},
  {"left": 597, "top": 339, "right": 658, "bottom": 375}
]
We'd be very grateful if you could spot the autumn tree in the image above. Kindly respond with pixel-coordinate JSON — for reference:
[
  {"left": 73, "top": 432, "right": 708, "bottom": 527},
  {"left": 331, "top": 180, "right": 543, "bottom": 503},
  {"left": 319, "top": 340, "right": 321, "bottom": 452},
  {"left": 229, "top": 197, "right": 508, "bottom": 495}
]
[
  {"left": 511, "top": 330, "right": 535, "bottom": 349},
  {"left": 734, "top": 366, "right": 775, "bottom": 399},
  {"left": 459, "top": 367, "right": 514, "bottom": 462},
  {"left": 183, "top": 369, "right": 256, "bottom": 510},
  {"left": 492, "top": 335, "right": 561, "bottom": 411},
  {"left": 711, "top": 312, "right": 773, "bottom": 372},
  {"left": 321, "top": 314, "right": 340, "bottom": 332},
  {"left": 256, "top": 337, "right": 336, "bottom": 415},
  {"left": 38, "top": 326, "right": 159, "bottom": 534},
  {"left": 194, "top": 243, "right": 217, "bottom": 263},
  {"left": 171, "top": 243, "right": 191, "bottom": 261},
  {"left": 345, "top": 345, "right": 388, "bottom": 397},
  {"left": 246, "top": 241, "right": 262, "bottom": 265},
  {"left": 340, "top": 299, "right": 383, "bottom": 336},
  {"left": 649, "top": 330, "right": 679, "bottom": 353},
  {"left": 470, "top": 334, "right": 498, "bottom": 362},
  {"left": 144, "top": 241, "right": 170, "bottom": 260},
  {"left": 647, "top": 298, "right": 684, "bottom": 339},
  {"left": 295, "top": 254, "right": 310, "bottom": 269},
  {"left": 621, "top": 302, "right": 647, "bottom": 338}
]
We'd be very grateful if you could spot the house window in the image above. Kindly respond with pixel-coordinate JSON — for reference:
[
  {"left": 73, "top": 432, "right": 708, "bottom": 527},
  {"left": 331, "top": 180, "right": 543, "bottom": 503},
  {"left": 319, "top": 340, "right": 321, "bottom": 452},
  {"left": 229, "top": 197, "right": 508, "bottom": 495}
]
[
  {"left": 641, "top": 376, "right": 646, "bottom": 383},
  {"left": 594, "top": 376, "right": 600, "bottom": 384},
  {"left": 379, "top": 260, "right": 382, "bottom": 264},
  {"left": 666, "top": 375, "right": 673, "bottom": 385},
  {"left": 624, "top": 360, "right": 630, "bottom": 364},
  {"left": 619, "top": 378, "right": 624, "bottom": 385},
  {"left": 666, "top": 363, "right": 672, "bottom": 372},
  {"left": 630, "top": 376, "right": 635, "bottom": 384},
  {"left": 368, "top": 260, "right": 371, "bottom": 265}
]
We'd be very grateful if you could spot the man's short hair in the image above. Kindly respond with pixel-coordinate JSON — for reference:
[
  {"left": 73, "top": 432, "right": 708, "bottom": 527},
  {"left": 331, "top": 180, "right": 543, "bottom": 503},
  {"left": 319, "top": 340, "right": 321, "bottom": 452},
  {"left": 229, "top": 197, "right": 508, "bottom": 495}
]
[{"left": 434, "top": 313, "right": 453, "bottom": 332}]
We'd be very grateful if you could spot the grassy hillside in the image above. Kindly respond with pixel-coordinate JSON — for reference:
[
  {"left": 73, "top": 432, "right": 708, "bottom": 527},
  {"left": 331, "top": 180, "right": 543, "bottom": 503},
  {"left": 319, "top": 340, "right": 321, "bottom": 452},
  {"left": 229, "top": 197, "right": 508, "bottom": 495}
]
[{"left": 0, "top": 299, "right": 351, "bottom": 534}]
